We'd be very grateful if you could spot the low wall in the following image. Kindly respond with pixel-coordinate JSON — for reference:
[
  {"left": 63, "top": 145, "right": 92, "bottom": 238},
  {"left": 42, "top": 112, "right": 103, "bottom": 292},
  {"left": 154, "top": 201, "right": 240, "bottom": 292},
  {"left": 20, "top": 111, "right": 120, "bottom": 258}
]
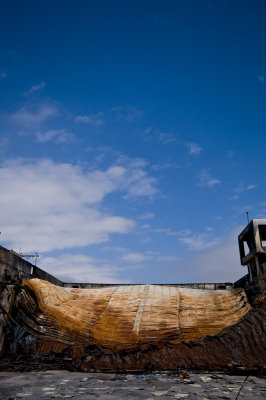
[{"left": 63, "top": 282, "right": 234, "bottom": 290}]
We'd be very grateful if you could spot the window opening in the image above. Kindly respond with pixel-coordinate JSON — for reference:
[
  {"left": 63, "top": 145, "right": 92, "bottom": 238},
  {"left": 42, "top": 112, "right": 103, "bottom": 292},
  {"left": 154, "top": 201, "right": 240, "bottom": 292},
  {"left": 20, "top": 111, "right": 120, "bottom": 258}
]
[{"left": 258, "top": 225, "right": 266, "bottom": 251}]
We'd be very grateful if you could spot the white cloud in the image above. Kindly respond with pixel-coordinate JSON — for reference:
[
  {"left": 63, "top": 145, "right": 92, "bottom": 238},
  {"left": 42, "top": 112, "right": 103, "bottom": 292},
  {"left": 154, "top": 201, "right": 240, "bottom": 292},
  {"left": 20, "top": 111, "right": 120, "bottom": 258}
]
[
  {"left": 247, "top": 184, "right": 256, "bottom": 190},
  {"left": 156, "top": 255, "right": 179, "bottom": 262},
  {"left": 0, "top": 137, "right": 8, "bottom": 152},
  {"left": 230, "top": 195, "right": 239, "bottom": 200},
  {"left": 141, "top": 237, "right": 152, "bottom": 243},
  {"left": 0, "top": 72, "right": 7, "bottom": 79},
  {"left": 143, "top": 126, "right": 153, "bottom": 141},
  {"left": 0, "top": 158, "right": 157, "bottom": 252},
  {"left": 121, "top": 252, "right": 150, "bottom": 263},
  {"left": 151, "top": 161, "right": 179, "bottom": 171},
  {"left": 123, "top": 169, "right": 158, "bottom": 198},
  {"left": 230, "top": 183, "right": 257, "bottom": 200},
  {"left": 143, "top": 127, "right": 177, "bottom": 144},
  {"left": 139, "top": 213, "right": 155, "bottom": 220},
  {"left": 75, "top": 112, "right": 104, "bottom": 127},
  {"left": 24, "top": 82, "right": 46, "bottom": 96},
  {"left": 109, "top": 106, "right": 143, "bottom": 122},
  {"left": 197, "top": 169, "right": 220, "bottom": 188},
  {"left": 187, "top": 142, "right": 202, "bottom": 155},
  {"left": 10, "top": 103, "right": 58, "bottom": 127},
  {"left": 121, "top": 251, "right": 178, "bottom": 264},
  {"left": 141, "top": 224, "right": 150, "bottom": 229},
  {"left": 111, "top": 156, "right": 158, "bottom": 198},
  {"left": 36, "top": 129, "right": 75, "bottom": 143},
  {"left": 257, "top": 75, "right": 265, "bottom": 82},
  {"left": 180, "top": 227, "right": 245, "bottom": 283},
  {"left": 178, "top": 233, "right": 220, "bottom": 251},
  {"left": 158, "top": 132, "right": 176, "bottom": 144},
  {"left": 40, "top": 253, "right": 131, "bottom": 283},
  {"left": 75, "top": 106, "right": 143, "bottom": 127},
  {"left": 154, "top": 228, "right": 191, "bottom": 237},
  {"left": 115, "top": 155, "right": 147, "bottom": 169},
  {"left": 102, "top": 246, "right": 128, "bottom": 253}
]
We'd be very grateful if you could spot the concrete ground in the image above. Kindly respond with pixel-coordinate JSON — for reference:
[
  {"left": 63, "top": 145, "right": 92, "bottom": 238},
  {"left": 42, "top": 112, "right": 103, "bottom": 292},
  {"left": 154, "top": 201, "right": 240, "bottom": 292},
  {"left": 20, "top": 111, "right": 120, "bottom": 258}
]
[{"left": 0, "top": 370, "right": 265, "bottom": 399}]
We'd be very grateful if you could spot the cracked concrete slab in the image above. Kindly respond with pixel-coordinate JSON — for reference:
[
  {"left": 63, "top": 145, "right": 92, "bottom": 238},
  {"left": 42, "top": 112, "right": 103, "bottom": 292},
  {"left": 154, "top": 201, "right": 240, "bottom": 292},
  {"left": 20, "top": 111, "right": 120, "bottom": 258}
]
[{"left": 0, "top": 371, "right": 265, "bottom": 399}]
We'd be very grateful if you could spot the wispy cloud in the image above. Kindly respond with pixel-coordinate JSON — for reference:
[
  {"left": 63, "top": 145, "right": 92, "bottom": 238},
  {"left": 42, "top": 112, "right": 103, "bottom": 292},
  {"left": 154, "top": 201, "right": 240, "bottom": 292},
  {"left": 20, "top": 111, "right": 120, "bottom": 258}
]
[
  {"left": 0, "top": 137, "right": 8, "bottom": 152},
  {"left": 23, "top": 82, "right": 46, "bottom": 96},
  {"left": 143, "top": 127, "right": 177, "bottom": 144},
  {"left": 257, "top": 75, "right": 265, "bottom": 82},
  {"left": 121, "top": 252, "right": 150, "bottom": 263},
  {"left": 121, "top": 251, "right": 178, "bottom": 264},
  {"left": 75, "top": 106, "right": 143, "bottom": 127},
  {"left": 139, "top": 213, "right": 155, "bottom": 220},
  {"left": 10, "top": 103, "right": 59, "bottom": 127},
  {"left": 186, "top": 142, "right": 202, "bottom": 155},
  {"left": 153, "top": 227, "right": 191, "bottom": 237},
  {"left": 179, "top": 228, "right": 244, "bottom": 283},
  {"left": 36, "top": 129, "right": 75, "bottom": 144},
  {"left": 75, "top": 112, "right": 104, "bottom": 127},
  {"left": 178, "top": 233, "right": 220, "bottom": 251},
  {"left": 102, "top": 246, "right": 128, "bottom": 253},
  {"left": 143, "top": 126, "right": 153, "bottom": 141},
  {"left": 151, "top": 161, "right": 179, "bottom": 171},
  {"left": 230, "top": 182, "right": 257, "bottom": 200},
  {"left": 0, "top": 72, "right": 7, "bottom": 79},
  {"left": 41, "top": 253, "right": 131, "bottom": 283},
  {"left": 230, "top": 195, "right": 239, "bottom": 201},
  {"left": 247, "top": 184, "right": 256, "bottom": 190},
  {"left": 158, "top": 132, "right": 176, "bottom": 144},
  {"left": 197, "top": 169, "right": 220, "bottom": 188},
  {"left": 110, "top": 106, "right": 143, "bottom": 122}
]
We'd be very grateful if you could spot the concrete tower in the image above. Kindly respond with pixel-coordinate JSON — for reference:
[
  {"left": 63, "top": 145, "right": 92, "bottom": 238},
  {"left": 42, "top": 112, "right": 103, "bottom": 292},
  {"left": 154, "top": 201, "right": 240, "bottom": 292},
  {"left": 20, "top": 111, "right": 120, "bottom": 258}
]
[{"left": 238, "top": 219, "right": 266, "bottom": 296}]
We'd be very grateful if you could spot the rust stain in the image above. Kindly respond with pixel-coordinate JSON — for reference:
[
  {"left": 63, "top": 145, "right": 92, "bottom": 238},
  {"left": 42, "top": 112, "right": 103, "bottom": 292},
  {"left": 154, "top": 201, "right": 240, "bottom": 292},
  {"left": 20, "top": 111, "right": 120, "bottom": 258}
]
[{"left": 16, "top": 279, "right": 251, "bottom": 352}]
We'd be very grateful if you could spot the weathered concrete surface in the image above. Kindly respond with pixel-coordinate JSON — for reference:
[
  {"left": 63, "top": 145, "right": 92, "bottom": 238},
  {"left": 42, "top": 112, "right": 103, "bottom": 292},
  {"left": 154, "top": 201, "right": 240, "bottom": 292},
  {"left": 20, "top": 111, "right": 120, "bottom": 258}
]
[{"left": 0, "top": 371, "right": 265, "bottom": 399}]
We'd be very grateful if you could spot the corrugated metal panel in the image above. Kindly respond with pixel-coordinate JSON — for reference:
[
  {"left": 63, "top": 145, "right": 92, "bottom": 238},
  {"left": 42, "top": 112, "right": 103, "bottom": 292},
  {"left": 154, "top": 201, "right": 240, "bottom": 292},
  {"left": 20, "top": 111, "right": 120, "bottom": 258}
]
[{"left": 16, "top": 279, "right": 251, "bottom": 352}]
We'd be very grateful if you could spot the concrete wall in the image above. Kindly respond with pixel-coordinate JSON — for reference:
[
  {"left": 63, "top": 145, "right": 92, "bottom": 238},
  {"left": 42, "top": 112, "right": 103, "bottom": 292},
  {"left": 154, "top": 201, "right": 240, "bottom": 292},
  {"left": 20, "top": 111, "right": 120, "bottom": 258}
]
[
  {"left": 0, "top": 246, "right": 63, "bottom": 353},
  {"left": 63, "top": 282, "right": 234, "bottom": 290},
  {"left": 0, "top": 246, "right": 63, "bottom": 286}
]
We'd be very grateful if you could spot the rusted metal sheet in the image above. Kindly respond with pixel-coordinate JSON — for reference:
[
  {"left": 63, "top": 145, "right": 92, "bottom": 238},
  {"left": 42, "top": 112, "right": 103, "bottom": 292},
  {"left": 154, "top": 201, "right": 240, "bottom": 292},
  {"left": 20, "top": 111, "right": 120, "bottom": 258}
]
[
  {"left": 4, "top": 278, "right": 264, "bottom": 373},
  {"left": 14, "top": 279, "right": 251, "bottom": 351}
]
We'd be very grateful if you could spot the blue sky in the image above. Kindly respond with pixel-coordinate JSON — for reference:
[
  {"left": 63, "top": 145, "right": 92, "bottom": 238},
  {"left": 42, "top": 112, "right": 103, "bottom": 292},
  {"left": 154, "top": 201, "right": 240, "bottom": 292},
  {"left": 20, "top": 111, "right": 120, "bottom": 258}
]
[{"left": 0, "top": 0, "right": 265, "bottom": 283}]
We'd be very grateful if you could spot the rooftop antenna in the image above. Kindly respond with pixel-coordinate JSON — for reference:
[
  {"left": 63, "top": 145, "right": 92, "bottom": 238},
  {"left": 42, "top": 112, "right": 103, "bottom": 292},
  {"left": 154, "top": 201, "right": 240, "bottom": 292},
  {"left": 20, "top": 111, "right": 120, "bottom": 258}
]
[
  {"left": 246, "top": 211, "right": 250, "bottom": 224},
  {"left": 19, "top": 252, "right": 39, "bottom": 266}
]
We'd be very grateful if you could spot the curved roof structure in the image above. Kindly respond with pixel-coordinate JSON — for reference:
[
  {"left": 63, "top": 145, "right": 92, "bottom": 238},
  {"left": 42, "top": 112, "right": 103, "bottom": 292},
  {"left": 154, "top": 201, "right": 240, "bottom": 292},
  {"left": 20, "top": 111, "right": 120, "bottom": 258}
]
[{"left": 17, "top": 279, "right": 251, "bottom": 352}]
